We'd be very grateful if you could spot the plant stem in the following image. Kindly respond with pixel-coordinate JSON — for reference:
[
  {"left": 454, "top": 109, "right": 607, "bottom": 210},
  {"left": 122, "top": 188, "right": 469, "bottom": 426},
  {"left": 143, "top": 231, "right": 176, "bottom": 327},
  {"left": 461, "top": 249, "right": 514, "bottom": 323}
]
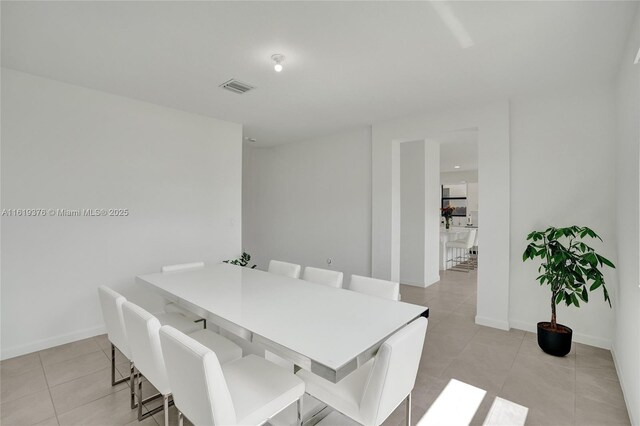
[
  {"left": 543, "top": 232, "right": 558, "bottom": 329},
  {"left": 551, "top": 291, "right": 557, "bottom": 329}
]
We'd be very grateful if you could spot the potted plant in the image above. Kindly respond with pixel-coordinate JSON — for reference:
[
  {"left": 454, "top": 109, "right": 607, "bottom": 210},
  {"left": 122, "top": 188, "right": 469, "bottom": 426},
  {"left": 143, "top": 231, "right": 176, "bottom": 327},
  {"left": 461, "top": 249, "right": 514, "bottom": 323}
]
[
  {"left": 441, "top": 205, "right": 455, "bottom": 229},
  {"left": 223, "top": 251, "right": 257, "bottom": 269},
  {"left": 522, "top": 226, "right": 614, "bottom": 356}
]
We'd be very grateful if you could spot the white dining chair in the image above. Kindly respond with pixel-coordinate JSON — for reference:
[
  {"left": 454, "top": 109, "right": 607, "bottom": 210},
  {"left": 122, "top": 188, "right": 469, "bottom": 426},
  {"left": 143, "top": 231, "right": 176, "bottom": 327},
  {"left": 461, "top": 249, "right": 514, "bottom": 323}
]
[
  {"left": 302, "top": 266, "right": 344, "bottom": 288},
  {"left": 161, "top": 262, "right": 207, "bottom": 327},
  {"left": 298, "top": 317, "right": 428, "bottom": 426},
  {"left": 446, "top": 229, "right": 477, "bottom": 272},
  {"left": 268, "top": 260, "right": 302, "bottom": 279},
  {"left": 349, "top": 275, "right": 400, "bottom": 301},
  {"left": 97, "top": 286, "right": 135, "bottom": 404},
  {"left": 97, "top": 286, "right": 205, "bottom": 410},
  {"left": 159, "top": 325, "right": 306, "bottom": 426},
  {"left": 122, "top": 301, "right": 242, "bottom": 425}
]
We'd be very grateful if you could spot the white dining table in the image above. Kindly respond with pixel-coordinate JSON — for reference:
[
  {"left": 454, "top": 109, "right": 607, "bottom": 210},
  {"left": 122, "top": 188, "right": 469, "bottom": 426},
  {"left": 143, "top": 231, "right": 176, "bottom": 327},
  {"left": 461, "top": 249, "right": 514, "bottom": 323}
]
[{"left": 136, "top": 263, "right": 428, "bottom": 383}]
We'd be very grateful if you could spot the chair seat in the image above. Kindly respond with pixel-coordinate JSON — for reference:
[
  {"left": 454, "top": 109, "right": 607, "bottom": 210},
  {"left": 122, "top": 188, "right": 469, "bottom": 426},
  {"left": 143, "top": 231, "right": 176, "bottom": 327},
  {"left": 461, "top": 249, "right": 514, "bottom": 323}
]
[
  {"left": 222, "top": 355, "right": 305, "bottom": 425},
  {"left": 156, "top": 312, "right": 202, "bottom": 334},
  {"left": 315, "top": 411, "right": 361, "bottom": 426},
  {"left": 164, "top": 302, "right": 202, "bottom": 322},
  {"left": 188, "top": 329, "right": 242, "bottom": 365},
  {"left": 446, "top": 241, "right": 469, "bottom": 249},
  {"left": 296, "top": 359, "right": 374, "bottom": 425}
]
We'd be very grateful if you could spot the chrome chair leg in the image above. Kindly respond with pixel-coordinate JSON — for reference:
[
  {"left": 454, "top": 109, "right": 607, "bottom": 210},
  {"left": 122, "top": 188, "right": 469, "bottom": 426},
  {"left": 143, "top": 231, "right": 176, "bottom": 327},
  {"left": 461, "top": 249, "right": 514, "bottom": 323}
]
[
  {"left": 130, "top": 362, "right": 136, "bottom": 409},
  {"left": 178, "top": 411, "right": 184, "bottom": 426},
  {"left": 132, "top": 366, "right": 166, "bottom": 414},
  {"left": 135, "top": 370, "right": 173, "bottom": 421},
  {"left": 164, "top": 395, "right": 170, "bottom": 426},
  {"left": 137, "top": 370, "right": 144, "bottom": 421},
  {"left": 297, "top": 397, "right": 302, "bottom": 426},
  {"left": 110, "top": 344, "right": 128, "bottom": 386},
  {"left": 405, "top": 392, "right": 412, "bottom": 426}
]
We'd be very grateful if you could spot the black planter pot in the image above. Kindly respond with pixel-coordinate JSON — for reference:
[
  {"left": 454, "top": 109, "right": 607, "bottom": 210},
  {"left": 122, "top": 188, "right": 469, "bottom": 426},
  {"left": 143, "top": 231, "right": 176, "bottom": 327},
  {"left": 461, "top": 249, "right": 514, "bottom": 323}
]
[{"left": 537, "top": 322, "right": 573, "bottom": 357}]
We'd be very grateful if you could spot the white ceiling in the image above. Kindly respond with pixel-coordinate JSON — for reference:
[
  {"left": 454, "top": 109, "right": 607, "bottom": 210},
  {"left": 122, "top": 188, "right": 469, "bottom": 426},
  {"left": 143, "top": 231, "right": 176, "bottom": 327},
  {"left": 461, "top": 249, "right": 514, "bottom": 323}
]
[
  {"left": 436, "top": 129, "right": 478, "bottom": 173},
  {"left": 2, "top": 1, "right": 636, "bottom": 146}
]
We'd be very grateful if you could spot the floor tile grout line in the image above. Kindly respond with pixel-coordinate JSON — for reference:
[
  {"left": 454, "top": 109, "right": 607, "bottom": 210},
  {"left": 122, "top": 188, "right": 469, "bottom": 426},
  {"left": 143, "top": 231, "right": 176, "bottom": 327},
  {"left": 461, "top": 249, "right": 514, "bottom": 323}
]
[
  {"left": 56, "top": 384, "right": 138, "bottom": 423},
  {"left": 0, "top": 370, "right": 52, "bottom": 407},
  {"left": 497, "top": 333, "right": 527, "bottom": 396},
  {"left": 48, "top": 368, "right": 129, "bottom": 416},
  {"left": 44, "top": 355, "right": 119, "bottom": 390},
  {"left": 40, "top": 346, "right": 104, "bottom": 370},
  {"left": 38, "top": 350, "right": 60, "bottom": 424}
]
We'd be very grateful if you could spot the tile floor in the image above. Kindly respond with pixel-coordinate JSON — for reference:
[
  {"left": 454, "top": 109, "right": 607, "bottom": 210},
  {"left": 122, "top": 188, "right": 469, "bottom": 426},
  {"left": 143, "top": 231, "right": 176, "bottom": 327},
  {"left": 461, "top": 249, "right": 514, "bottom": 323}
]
[{"left": 0, "top": 270, "right": 630, "bottom": 426}]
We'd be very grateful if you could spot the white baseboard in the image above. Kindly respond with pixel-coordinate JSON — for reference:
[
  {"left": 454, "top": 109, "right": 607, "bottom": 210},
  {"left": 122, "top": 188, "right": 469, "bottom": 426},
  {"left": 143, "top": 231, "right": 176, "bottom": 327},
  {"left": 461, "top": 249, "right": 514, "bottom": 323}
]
[
  {"left": 401, "top": 280, "right": 427, "bottom": 288},
  {"left": 401, "top": 274, "right": 441, "bottom": 288},
  {"left": 610, "top": 344, "right": 638, "bottom": 426},
  {"left": 1, "top": 324, "right": 107, "bottom": 361},
  {"left": 475, "top": 315, "right": 510, "bottom": 331},
  {"left": 509, "top": 320, "right": 611, "bottom": 349},
  {"left": 426, "top": 274, "right": 441, "bottom": 287}
]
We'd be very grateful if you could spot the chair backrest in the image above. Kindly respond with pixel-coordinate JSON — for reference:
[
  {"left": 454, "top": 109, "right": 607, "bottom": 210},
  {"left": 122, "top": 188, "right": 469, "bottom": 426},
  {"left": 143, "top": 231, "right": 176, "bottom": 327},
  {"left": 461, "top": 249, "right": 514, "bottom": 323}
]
[
  {"left": 97, "top": 286, "right": 130, "bottom": 359},
  {"left": 465, "top": 229, "right": 477, "bottom": 249},
  {"left": 159, "top": 325, "right": 236, "bottom": 426},
  {"left": 360, "top": 317, "right": 428, "bottom": 426},
  {"left": 268, "top": 260, "right": 301, "bottom": 279},
  {"left": 161, "top": 261, "right": 205, "bottom": 273},
  {"left": 350, "top": 275, "right": 400, "bottom": 301},
  {"left": 121, "top": 301, "right": 171, "bottom": 395},
  {"left": 302, "top": 267, "right": 344, "bottom": 288}
]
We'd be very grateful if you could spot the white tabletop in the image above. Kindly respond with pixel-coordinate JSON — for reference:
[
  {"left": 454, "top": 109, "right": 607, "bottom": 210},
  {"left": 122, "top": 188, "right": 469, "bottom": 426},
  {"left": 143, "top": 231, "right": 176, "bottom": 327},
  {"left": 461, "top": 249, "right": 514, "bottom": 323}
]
[{"left": 136, "top": 263, "right": 428, "bottom": 382}]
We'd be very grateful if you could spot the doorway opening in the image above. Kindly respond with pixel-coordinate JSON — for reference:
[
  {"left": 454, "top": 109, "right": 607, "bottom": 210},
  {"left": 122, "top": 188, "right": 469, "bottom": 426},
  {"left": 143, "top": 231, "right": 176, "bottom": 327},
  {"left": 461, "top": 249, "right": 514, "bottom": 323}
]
[{"left": 397, "top": 129, "right": 478, "bottom": 306}]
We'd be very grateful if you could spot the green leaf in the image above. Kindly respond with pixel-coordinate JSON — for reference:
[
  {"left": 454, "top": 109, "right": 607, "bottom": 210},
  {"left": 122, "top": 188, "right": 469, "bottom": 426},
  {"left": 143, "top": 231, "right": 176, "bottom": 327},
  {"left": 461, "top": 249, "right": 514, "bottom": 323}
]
[
  {"left": 555, "top": 292, "right": 564, "bottom": 305},
  {"left": 597, "top": 255, "right": 615, "bottom": 269},
  {"left": 570, "top": 293, "right": 580, "bottom": 307}
]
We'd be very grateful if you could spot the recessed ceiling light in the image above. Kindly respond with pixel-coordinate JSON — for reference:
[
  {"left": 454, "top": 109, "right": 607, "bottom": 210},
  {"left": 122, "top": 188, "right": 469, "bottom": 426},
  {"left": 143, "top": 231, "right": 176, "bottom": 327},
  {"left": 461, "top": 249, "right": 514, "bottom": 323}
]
[
  {"left": 454, "top": 165, "right": 461, "bottom": 169},
  {"left": 271, "top": 54, "right": 285, "bottom": 72}
]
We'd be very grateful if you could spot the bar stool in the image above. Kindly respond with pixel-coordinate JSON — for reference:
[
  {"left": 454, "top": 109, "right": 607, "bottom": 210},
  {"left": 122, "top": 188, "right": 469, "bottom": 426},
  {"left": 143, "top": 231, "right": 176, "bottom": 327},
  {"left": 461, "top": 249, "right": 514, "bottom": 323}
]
[{"left": 446, "top": 229, "right": 476, "bottom": 272}]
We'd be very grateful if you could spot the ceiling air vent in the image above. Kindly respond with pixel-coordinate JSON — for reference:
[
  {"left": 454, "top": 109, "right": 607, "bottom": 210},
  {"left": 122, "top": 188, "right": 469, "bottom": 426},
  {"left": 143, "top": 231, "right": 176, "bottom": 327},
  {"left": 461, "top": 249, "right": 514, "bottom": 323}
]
[{"left": 219, "top": 79, "right": 255, "bottom": 94}]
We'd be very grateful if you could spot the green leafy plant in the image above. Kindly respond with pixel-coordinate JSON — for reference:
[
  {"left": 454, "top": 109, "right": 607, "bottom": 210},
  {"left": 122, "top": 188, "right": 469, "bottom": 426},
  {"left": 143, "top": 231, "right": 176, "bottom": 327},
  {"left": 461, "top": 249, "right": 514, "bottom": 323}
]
[
  {"left": 223, "top": 251, "right": 257, "bottom": 269},
  {"left": 522, "top": 226, "right": 614, "bottom": 330}
]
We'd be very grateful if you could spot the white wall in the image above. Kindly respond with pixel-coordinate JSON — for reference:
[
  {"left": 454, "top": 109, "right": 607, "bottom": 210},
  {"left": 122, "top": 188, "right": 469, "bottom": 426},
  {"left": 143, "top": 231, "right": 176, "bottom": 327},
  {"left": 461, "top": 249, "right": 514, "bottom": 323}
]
[
  {"left": 372, "top": 102, "right": 511, "bottom": 330},
  {"left": 441, "top": 170, "right": 478, "bottom": 185},
  {"left": 509, "top": 84, "right": 618, "bottom": 348},
  {"left": 400, "top": 141, "right": 425, "bottom": 285},
  {"left": 613, "top": 9, "right": 640, "bottom": 425},
  {"left": 242, "top": 127, "right": 372, "bottom": 285},
  {"left": 423, "top": 141, "right": 441, "bottom": 286},
  {"left": 1, "top": 69, "right": 242, "bottom": 359}
]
